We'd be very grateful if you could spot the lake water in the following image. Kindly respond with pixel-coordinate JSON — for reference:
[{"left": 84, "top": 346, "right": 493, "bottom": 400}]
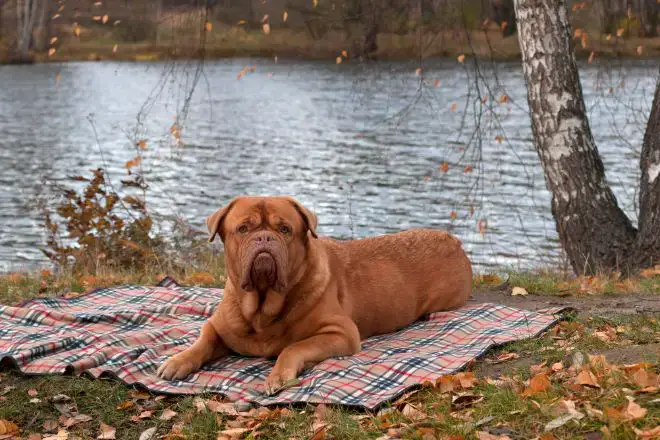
[{"left": 0, "top": 58, "right": 656, "bottom": 272}]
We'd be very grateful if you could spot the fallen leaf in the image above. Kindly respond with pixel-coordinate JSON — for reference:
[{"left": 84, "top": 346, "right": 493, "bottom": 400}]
[
  {"left": 511, "top": 287, "right": 529, "bottom": 296},
  {"left": 623, "top": 396, "right": 647, "bottom": 420},
  {"left": 128, "top": 391, "right": 151, "bottom": 400},
  {"left": 116, "top": 401, "right": 134, "bottom": 410},
  {"left": 28, "top": 389, "right": 38, "bottom": 397},
  {"left": 262, "top": 23, "right": 271, "bottom": 35},
  {"left": 476, "top": 432, "right": 511, "bottom": 440},
  {"left": 48, "top": 48, "right": 56, "bottom": 56},
  {"left": 125, "top": 156, "right": 142, "bottom": 169},
  {"left": 402, "top": 404, "right": 427, "bottom": 421},
  {"left": 0, "top": 386, "right": 14, "bottom": 396},
  {"left": 583, "top": 402, "right": 604, "bottom": 420},
  {"left": 457, "top": 54, "right": 465, "bottom": 63},
  {"left": 159, "top": 409, "right": 177, "bottom": 421},
  {"left": 551, "top": 362, "right": 564, "bottom": 372},
  {"left": 97, "top": 422, "right": 116, "bottom": 439},
  {"left": 63, "top": 414, "right": 93, "bottom": 428},
  {"left": 138, "top": 411, "right": 153, "bottom": 419},
  {"left": 205, "top": 400, "right": 239, "bottom": 416},
  {"left": 43, "top": 430, "right": 68, "bottom": 440},
  {"left": 30, "top": 398, "right": 42, "bottom": 403},
  {"left": 218, "top": 428, "right": 249, "bottom": 438},
  {"left": 50, "top": 37, "right": 58, "bottom": 44},
  {"left": 575, "top": 369, "right": 600, "bottom": 388},
  {"left": 522, "top": 373, "right": 551, "bottom": 396},
  {"left": 616, "top": 28, "right": 625, "bottom": 37},
  {"left": 544, "top": 412, "right": 583, "bottom": 432},
  {"left": 138, "top": 427, "right": 156, "bottom": 440},
  {"left": 456, "top": 372, "right": 478, "bottom": 389},
  {"left": 633, "top": 426, "right": 660, "bottom": 439},
  {"left": 43, "top": 420, "right": 59, "bottom": 433},
  {"left": 28, "top": 434, "right": 42, "bottom": 440},
  {"left": 452, "top": 393, "right": 484, "bottom": 410},
  {"left": 336, "top": 56, "right": 342, "bottom": 64},
  {"left": 0, "top": 420, "right": 18, "bottom": 436}
]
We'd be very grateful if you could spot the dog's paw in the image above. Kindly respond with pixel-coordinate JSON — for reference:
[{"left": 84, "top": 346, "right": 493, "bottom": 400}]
[
  {"left": 263, "top": 369, "right": 300, "bottom": 396},
  {"left": 156, "top": 354, "right": 198, "bottom": 380}
]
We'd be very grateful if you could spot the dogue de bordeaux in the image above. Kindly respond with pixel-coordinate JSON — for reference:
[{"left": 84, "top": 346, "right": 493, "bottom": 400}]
[{"left": 157, "top": 196, "right": 472, "bottom": 394}]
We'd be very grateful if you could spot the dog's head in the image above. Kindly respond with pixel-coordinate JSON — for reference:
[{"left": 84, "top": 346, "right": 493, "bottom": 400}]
[{"left": 206, "top": 196, "right": 318, "bottom": 294}]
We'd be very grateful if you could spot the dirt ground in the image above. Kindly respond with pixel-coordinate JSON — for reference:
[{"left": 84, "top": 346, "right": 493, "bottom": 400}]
[{"left": 471, "top": 289, "right": 660, "bottom": 316}]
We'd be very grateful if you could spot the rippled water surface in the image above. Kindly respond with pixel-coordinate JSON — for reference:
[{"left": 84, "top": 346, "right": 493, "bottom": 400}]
[{"left": 0, "top": 58, "right": 656, "bottom": 271}]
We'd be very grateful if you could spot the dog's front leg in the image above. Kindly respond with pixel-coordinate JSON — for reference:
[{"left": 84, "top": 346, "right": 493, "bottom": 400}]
[
  {"left": 157, "top": 320, "right": 228, "bottom": 380},
  {"left": 264, "top": 319, "right": 360, "bottom": 395}
]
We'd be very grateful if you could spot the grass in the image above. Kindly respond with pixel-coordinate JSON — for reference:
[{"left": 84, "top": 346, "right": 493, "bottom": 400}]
[{"left": 0, "top": 265, "right": 658, "bottom": 439}]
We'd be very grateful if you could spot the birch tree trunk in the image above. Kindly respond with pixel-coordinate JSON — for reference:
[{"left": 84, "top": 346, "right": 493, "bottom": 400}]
[
  {"left": 14, "top": 0, "right": 40, "bottom": 61},
  {"left": 513, "top": 0, "right": 638, "bottom": 274},
  {"left": 636, "top": 68, "right": 660, "bottom": 267}
]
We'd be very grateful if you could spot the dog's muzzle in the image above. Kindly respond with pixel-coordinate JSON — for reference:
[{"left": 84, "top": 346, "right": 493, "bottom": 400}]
[{"left": 240, "top": 232, "right": 287, "bottom": 293}]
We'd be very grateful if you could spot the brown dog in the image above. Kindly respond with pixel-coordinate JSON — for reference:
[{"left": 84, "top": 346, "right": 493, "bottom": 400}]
[{"left": 157, "top": 196, "right": 472, "bottom": 394}]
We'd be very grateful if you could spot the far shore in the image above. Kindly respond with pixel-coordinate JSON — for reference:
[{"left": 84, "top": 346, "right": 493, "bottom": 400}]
[{"left": 2, "top": 28, "right": 660, "bottom": 65}]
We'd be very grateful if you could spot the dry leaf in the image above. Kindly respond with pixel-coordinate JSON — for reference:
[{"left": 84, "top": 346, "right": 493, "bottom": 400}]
[
  {"left": 631, "top": 368, "right": 659, "bottom": 388},
  {"left": 476, "top": 432, "right": 511, "bottom": 440},
  {"left": 43, "top": 430, "right": 68, "bottom": 440},
  {"left": 137, "top": 140, "right": 148, "bottom": 150},
  {"left": 138, "top": 411, "right": 153, "bottom": 419},
  {"left": 312, "top": 0, "right": 318, "bottom": 7},
  {"left": 205, "top": 21, "right": 212, "bottom": 32},
  {"left": 28, "top": 389, "right": 38, "bottom": 397},
  {"left": 551, "top": 362, "right": 564, "bottom": 372},
  {"left": 623, "top": 397, "right": 647, "bottom": 420},
  {"left": 439, "top": 162, "right": 449, "bottom": 173},
  {"left": 457, "top": 54, "right": 465, "bottom": 63},
  {"left": 218, "top": 428, "right": 249, "bottom": 438},
  {"left": 401, "top": 404, "right": 427, "bottom": 421},
  {"left": 205, "top": 400, "right": 239, "bottom": 415},
  {"left": 336, "top": 56, "right": 342, "bottom": 64},
  {"left": 437, "top": 375, "right": 455, "bottom": 393},
  {"left": 487, "top": 352, "right": 520, "bottom": 364},
  {"left": 451, "top": 393, "right": 484, "bottom": 410},
  {"left": 282, "top": 10, "right": 288, "bottom": 22},
  {"left": 464, "top": 165, "right": 473, "bottom": 173},
  {"left": 50, "top": 37, "right": 58, "bottom": 45},
  {"left": 138, "top": 427, "right": 156, "bottom": 440},
  {"left": 511, "top": 287, "right": 528, "bottom": 296},
  {"left": 522, "top": 373, "right": 551, "bottom": 396},
  {"left": 43, "top": 420, "right": 58, "bottom": 433},
  {"left": 341, "top": 50, "right": 348, "bottom": 57},
  {"left": 262, "top": 23, "right": 271, "bottom": 35},
  {"left": 0, "top": 420, "right": 18, "bottom": 436},
  {"left": 544, "top": 412, "right": 583, "bottom": 432},
  {"left": 125, "top": 156, "right": 142, "bottom": 169},
  {"left": 102, "top": 15, "right": 108, "bottom": 24},
  {"left": 97, "top": 422, "right": 116, "bottom": 440},
  {"left": 616, "top": 28, "right": 625, "bottom": 37},
  {"left": 63, "top": 414, "right": 93, "bottom": 428},
  {"left": 116, "top": 400, "right": 135, "bottom": 410},
  {"left": 48, "top": 48, "right": 56, "bottom": 57},
  {"left": 633, "top": 426, "right": 660, "bottom": 439},
  {"left": 456, "top": 372, "right": 478, "bottom": 389},
  {"left": 575, "top": 369, "right": 600, "bottom": 388},
  {"left": 159, "top": 409, "right": 177, "bottom": 421}
]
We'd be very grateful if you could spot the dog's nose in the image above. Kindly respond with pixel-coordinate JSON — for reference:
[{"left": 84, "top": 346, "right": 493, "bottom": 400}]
[{"left": 252, "top": 231, "right": 276, "bottom": 243}]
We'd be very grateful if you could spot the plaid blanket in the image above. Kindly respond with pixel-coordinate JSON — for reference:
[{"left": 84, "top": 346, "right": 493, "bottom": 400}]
[{"left": 0, "top": 279, "right": 566, "bottom": 409}]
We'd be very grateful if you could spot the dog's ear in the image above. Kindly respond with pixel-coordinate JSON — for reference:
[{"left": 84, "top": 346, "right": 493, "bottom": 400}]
[
  {"left": 206, "top": 198, "right": 239, "bottom": 243},
  {"left": 287, "top": 198, "right": 318, "bottom": 239}
]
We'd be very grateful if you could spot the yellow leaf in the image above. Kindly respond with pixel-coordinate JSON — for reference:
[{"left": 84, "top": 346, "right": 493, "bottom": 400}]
[
  {"left": 48, "top": 47, "right": 56, "bottom": 57},
  {"left": 312, "top": 0, "right": 318, "bottom": 7},
  {"left": 623, "top": 397, "right": 647, "bottom": 420},
  {"left": 98, "top": 422, "right": 116, "bottom": 439},
  {"left": 605, "top": 33, "right": 611, "bottom": 40},
  {"left": 457, "top": 54, "right": 465, "bottom": 63},
  {"left": 116, "top": 400, "right": 135, "bottom": 410},
  {"left": 636, "top": 45, "right": 643, "bottom": 55},
  {"left": 336, "top": 56, "right": 342, "bottom": 64},
  {"left": 262, "top": 23, "right": 271, "bottom": 35},
  {"left": 102, "top": 14, "right": 109, "bottom": 24},
  {"left": 341, "top": 50, "right": 348, "bottom": 57},
  {"left": 237, "top": 19, "right": 247, "bottom": 25},
  {"left": 0, "top": 419, "right": 19, "bottom": 436},
  {"left": 137, "top": 140, "right": 148, "bottom": 150},
  {"left": 573, "top": 28, "right": 584, "bottom": 38},
  {"left": 498, "top": 95, "right": 509, "bottom": 103},
  {"left": 616, "top": 27, "right": 625, "bottom": 37},
  {"left": 283, "top": 10, "right": 288, "bottom": 22},
  {"left": 125, "top": 156, "right": 142, "bottom": 169},
  {"left": 112, "top": 44, "right": 118, "bottom": 53},
  {"left": 205, "top": 21, "right": 212, "bottom": 32},
  {"left": 575, "top": 369, "right": 600, "bottom": 388},
  {"left": 50, "top": 36, "right": 58, "bottom": 44},
  {"left": 73, "top": 25, "right": 81, "bottom": 37}
]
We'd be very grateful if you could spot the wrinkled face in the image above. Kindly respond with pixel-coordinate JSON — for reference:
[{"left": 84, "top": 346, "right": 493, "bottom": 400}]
[{"left": 207, "top": 197, "right": 317, "bottom": 294}]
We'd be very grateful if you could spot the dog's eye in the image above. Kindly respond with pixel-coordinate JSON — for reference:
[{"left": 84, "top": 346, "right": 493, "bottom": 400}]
[
  {"left": 279, "top": 225, "right": 291, "bottom": 234},
  {"left": 238, "top": 225, "right": 249, "bottom": 234}
]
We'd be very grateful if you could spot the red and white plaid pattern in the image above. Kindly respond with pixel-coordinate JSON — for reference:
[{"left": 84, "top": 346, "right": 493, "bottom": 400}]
[{"left": 0, "top": 280, "right": 566, "bottom": 409}]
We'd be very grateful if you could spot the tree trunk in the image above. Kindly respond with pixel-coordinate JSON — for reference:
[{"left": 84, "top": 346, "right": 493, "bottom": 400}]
[
  {"left": 363, "top": 0, "right": 380, "bottom": 58},
  {"left": 513, "top": 0, "right": 638, "bottom": 275},
  {"left": 492, "top": 0, "right": 516, "bottom": 36},
  {"left": 636, "top": 67, "right": 660, "bottom": 267},
  {"left": 14, "top": 0, "right": 40, "bottom": 61}
]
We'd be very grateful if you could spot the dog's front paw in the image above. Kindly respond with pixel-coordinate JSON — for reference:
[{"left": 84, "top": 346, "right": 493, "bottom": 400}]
[
  {"left": 263, "top": 368, "right": 300, "bottom": 396},
  {"left": 156, "top": 354, "right": 199, "bottom": 380}
]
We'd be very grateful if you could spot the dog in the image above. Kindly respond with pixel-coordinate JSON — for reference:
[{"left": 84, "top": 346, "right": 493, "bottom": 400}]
[{"left": 157, "top": 196, "right": 472, "bottom": 394}]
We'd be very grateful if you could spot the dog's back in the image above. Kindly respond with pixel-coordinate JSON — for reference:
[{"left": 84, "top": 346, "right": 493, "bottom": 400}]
[{"left": 321, "top": 229, "right": 472, "bottom": 338}]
